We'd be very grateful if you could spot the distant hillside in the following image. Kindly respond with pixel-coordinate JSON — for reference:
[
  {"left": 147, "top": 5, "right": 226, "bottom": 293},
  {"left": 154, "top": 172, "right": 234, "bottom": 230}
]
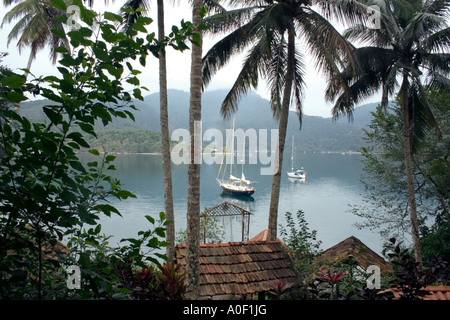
[{"left": 19, "top": 89, "right": 381, "bottom": 153}]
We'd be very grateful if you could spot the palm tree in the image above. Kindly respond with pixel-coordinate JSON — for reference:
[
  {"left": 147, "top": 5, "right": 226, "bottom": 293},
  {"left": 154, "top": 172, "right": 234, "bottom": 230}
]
[
  {"left": 185, "top": 0, "right": 226, "bottom": 299},
  {"left": 186, "top": 0, "right": 207, "bottom": 299},
  {"left": 326, "top": 0, "right": 450, "bottom": 264},
  {"left": 202, "top": 0, "right": 366, "bottom": 241},
  {"left": 120, "top": 0, "right": 176, "bottom": 263},
  {"left": 1, "top": 0, "right": 70, "bottom": 112},
  {"left": 156, "top": 0, "right": 176, "bottom": 265}
]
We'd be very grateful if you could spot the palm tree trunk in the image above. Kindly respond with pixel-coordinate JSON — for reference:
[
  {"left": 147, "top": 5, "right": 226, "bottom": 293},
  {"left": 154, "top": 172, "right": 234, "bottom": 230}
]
[
  {"left": 157, "top": 0, "right": 175, "bottom": 264},
  {"left": 400, "top": 75, "right": 423, "bottom": 265},
  {"left": 186, "top": 0, "right": 203, "bottom": 299},
  {"left": 268, "top": 29, "right": 295, "bottom": 241}
]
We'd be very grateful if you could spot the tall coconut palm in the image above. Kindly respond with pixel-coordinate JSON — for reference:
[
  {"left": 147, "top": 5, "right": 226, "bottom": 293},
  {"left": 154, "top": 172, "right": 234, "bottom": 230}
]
[
  {"left": 1, "top": 0, "right": 70, "bottom": 112},
  {"left": 185, "top": 0, "right": 227, "bottom": 299},
  {"left": 156, "top": 0, "right": 176, "bottom": 265},
  {"left": 186, "top": 0, "right": 203, "bottom": 299},
  {"left": 202, "top": 0, "right": 370, "bottom": 241},
  {"left": 119, "top": 0, "right": 176, "bottom": 263},
  {"left": 326, "top": 0, "right": 450, "bottom": 264}
]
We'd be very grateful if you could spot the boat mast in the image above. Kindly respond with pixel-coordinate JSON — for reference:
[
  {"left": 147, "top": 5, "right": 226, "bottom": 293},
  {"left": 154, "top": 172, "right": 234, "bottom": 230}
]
[
  {"left": 241, "top": 138, "right": 245, "bottom": 179},
  {"left": 291, "top": 135, "right": 294, "bottom": 170},
  {"left": 230, "top": 117, "right": 235, "bottom": 181}
]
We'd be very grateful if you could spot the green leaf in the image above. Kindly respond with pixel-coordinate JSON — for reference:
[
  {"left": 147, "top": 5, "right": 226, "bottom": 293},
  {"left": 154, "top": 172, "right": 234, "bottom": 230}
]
[
  {"left": 88, "top": 149, "right": 100, "bottom": 156},
  {"left": 92, "top": 104, "right": 112, "bottom": 122},
  {"left": 126, "top": 76, "right": 140, "bottom": 86},
  {"left": 93, "top": 204, "right": 121, "bottom": 217},
  {"left": 154, "top": 227, "right": 166, "bottom": 238},
  {"left": 60, "top": 190, "right": 78, "bottom": 203},
  {"left": 2, "top": 74, "right": 26, "bottom": 89},
  {"left": 43, "top": 107, "right": 63, "bottom": 124},
  {"left": 104, "top": 11, "right": 123, "bottom": 23},
  {"left": 103, "top": 64, "right": 124, "bottom": 79},
  {"left": 7, "top": 91, "right": 27, "bottom": 103},
  {"left": 147, "top": 237, "right": 160, "bottom": 248},
  {"left": 79, "top": 252, "right": 91, "bottom": 268},
  {"left": 51, "top": 28, "right": 66, "bottom": 39},
  {"left": 145, "top": 215, "right": 155, "bottom": 224},
  {"left": 69, "top": 161, "right": 87, "bottom": 173},
  {"left": 67, "top": 132, "right": 90, "bottom": 148},
  {"left": 50, "top": 0, "right": 67, "bottom": 11}
]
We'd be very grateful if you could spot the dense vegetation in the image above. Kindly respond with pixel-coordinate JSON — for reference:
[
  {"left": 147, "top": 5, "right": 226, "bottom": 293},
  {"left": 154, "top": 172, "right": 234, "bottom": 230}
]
[
  {"left": 0, "top": 0, "right": 448, "bottom": 303},
  {"left": 353, "top": 89, "right": 450, "bottom": 262},
  {"left": 85, "top": 129, "right": 163, "bottom": 154},
  {"left": 0, "top": 5, "right": 194, "bottom": 299}
]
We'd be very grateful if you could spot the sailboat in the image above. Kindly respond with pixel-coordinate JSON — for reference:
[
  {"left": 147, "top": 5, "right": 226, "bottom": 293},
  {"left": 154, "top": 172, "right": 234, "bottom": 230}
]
[
  {"left": 287, "top": 136, "right": 306, "bottom": 179},
  {"left": 217, "top": 119, "right": 255, "bottom": 196}
]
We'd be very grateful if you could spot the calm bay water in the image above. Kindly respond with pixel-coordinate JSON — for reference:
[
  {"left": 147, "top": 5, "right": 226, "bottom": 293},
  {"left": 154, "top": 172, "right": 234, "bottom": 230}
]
[{"left": 88, "top": 152, "right": 384, "bottom": 255}]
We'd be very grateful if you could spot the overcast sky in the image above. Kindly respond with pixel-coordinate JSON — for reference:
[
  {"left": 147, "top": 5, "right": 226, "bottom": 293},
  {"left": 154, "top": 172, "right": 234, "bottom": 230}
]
[{"left": 0, "top": 1, "right": 380, "bottom": 118}]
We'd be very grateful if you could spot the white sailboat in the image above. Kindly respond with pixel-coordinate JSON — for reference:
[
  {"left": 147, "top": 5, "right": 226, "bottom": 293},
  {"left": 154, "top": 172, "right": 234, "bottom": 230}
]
[
  {"left": 217, "top": 119, "right": 255, "bottom": 196},
  {"left": 287, "top": 136, "right": 306, "bottom": 179}
]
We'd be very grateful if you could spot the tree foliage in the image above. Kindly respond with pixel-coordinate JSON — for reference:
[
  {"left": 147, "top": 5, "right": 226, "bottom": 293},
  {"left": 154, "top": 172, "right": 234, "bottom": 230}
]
[
  {"left": 353, "top": 89, "right": 450, "bottom": 259},
  {"left": 0, "top": 3, "right": 193, "bottom": 299}
]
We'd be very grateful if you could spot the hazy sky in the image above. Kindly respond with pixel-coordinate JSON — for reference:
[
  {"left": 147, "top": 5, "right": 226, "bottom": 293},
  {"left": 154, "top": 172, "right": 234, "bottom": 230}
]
[{"left": 0, "top": 1, "right": 380, "bottom": 118}]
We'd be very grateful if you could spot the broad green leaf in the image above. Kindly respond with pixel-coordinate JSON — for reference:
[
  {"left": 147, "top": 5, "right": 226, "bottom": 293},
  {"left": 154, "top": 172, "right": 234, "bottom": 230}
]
[
  {"left": 104, "top": 11, "right": 123, "bottom": 23},
  {"left": 69, "top": 160, "right": 87, "bottom": 173},
  {"left": 51, "top": 28, "right": 66, "bottom": 39},
  {"left": 43, "top": 107, "right": 63, "bottom": 124},
  {"left": 7, "top": 91, "right": 27, "bottom": 103},
  {"left": 50, "top": 0, "right": 67, "bottom": 11},
  {"left": 88, "top": 149, "right": 100, "bottom": 156},
  {"left": 145, "top": 215, "right": 155, "bottom": 224},
  {"left": 2, "top": 74, "right": 26, "bottom": 89}
]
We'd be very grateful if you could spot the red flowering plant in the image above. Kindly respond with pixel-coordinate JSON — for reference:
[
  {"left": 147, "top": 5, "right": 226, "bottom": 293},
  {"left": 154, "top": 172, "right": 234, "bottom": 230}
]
[
  {"left": 316, "top": 269, "right": 348, "bottom": 299},
  {"left": 268, "top": 280, "right": 294, "bottom": 300}
]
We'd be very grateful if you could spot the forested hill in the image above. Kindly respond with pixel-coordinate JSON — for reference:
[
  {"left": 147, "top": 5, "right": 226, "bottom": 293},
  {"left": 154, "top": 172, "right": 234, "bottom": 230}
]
[{"left": 19, "top": 89, "right": 380, "bottom": 153}]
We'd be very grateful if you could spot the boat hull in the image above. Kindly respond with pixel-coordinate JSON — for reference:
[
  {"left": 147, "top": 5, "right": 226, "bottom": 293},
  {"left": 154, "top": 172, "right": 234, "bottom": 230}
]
[
  {"left": 287, "top": 171, "right": 306, "bottom": 179},
  {"left": 221, "top": 186, "right": 255, "bottom": 196}
]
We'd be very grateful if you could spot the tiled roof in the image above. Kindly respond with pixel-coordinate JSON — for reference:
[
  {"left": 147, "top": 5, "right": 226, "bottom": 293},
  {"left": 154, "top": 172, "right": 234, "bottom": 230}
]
[
  {"left": 176, "top": 241, "right": 302, "bottom": 299},
  {"left": 249, "top": 229, "right": 282, "bottom": 242},
  {"left": 379, "top": 285, "right": 450, "bottom": 300},
  {"left": 313, "top": 236, "right": 394, "bottom": 274}
]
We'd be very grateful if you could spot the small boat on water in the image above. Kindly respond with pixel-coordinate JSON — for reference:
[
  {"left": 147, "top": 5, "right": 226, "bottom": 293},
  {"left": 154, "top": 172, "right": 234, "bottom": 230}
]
[
  {"left": 218, "top": 175, "right": 255, "bottom": 196},
  {"left": 217, "top": 118, "right": 255, "bottom": 197},
  {"left": 287, "top": 136, "right": 307, "bottom": 180}
]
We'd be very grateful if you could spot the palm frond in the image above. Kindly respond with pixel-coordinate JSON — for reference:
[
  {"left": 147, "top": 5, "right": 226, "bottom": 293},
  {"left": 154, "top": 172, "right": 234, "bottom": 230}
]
[
  {"left": 221, "top": 34, "right": 272, "bottom": 119},
  {"left": 421, "top": 26, "right": 450, "bottom": 53},
  {"left": 119, "top": 0, "right": 151, "bottom": 31},
  {"left": 314, "top": 0, "right": 380, "bottom": 28},
  {"left": 267, "top": 34, "right": 287, "bottom": 118},
  {"left": 203, "top": 6, "right": 259, "bottom": 34},
  {"left": 291, "top": 48, "right": 306, "bottom": 127},
  {"left": 408, "top": 77, "right": 441, "bottom": 150},
  {"left": 423, "top": 52, "right": 450, "bottom": 76},
  {"left": 202, "top": 16, "right": 260, "bottom": 88},
  {"left": 422, "top": 0, "right": 450, "bottom": 18},
  {"left": 299, "top": 7, "right": 356, "bottom": 77},
  {"left": 426, "top": 69, "right": 450, "bottom": 91}
]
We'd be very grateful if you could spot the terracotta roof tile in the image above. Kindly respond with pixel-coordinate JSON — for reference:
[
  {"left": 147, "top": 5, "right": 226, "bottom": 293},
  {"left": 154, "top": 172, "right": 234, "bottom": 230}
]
[
  {"left": 176, "top": 240, "right": 301, "bottom": 299},
  {"left": 379, "top": 285, "right": 450, "bottom": 300},
  {"left": 314, "top": 236, "right": 394, "bottom": 275}
]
